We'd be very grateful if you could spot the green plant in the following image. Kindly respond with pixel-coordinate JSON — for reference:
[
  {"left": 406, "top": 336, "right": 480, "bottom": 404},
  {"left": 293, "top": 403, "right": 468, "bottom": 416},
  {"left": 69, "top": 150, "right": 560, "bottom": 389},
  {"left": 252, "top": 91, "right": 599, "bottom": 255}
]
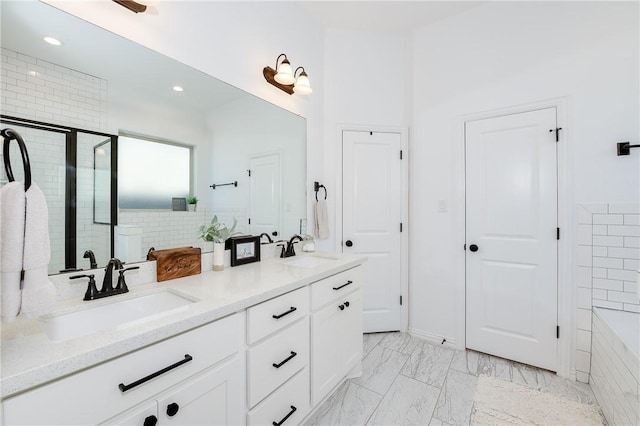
[
  {"left": 198, "top": 215, "right": 240, "bottom": 243},
  {"left": 187, "top": 196, "right": 198, "bottom": 205}
]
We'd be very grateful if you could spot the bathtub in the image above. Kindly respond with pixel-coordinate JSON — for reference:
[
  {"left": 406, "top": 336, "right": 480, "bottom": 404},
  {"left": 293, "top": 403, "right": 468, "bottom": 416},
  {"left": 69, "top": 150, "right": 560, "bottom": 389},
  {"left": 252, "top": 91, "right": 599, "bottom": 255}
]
[{"left": 590, "top": 307, "right": 639, "bottom": 425}]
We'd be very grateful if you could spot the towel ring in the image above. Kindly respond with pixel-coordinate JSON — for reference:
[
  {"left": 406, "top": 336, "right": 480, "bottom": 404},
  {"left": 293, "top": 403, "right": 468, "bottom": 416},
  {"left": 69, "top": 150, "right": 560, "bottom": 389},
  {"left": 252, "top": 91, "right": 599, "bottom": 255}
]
[
  {"left": 314, "top": 182, "right": 327, "bottom": 201},
  {"left": 2, "top": 128, "right": 32, "bottom": 191}
]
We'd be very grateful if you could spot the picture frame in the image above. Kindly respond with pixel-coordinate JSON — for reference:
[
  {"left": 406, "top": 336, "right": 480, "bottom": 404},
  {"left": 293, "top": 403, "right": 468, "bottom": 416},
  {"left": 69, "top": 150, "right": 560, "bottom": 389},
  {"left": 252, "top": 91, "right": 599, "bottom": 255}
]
[
  {"left": 229, "top": 235, "right": 261, "bottom": 267},
  {"left": 172, "top": 197, "right": 187, "bottom": 211}
]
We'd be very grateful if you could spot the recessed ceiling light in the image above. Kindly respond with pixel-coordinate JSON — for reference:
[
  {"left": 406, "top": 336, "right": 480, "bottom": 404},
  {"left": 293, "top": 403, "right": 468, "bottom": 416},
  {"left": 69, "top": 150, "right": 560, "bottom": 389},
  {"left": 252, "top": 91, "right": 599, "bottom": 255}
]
[
  {"left": 173, "top": 86, "right": 184, "bottom": 92},
  {"left": 43, "top": 36, "right": 62, "bottom": 46}
]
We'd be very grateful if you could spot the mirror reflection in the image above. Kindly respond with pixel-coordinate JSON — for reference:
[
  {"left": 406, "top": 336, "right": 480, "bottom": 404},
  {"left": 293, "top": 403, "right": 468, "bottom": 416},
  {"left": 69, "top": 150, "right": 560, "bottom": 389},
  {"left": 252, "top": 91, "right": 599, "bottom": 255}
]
[{"left": 0, "top": 1, "right": 307, "bottom": 274}]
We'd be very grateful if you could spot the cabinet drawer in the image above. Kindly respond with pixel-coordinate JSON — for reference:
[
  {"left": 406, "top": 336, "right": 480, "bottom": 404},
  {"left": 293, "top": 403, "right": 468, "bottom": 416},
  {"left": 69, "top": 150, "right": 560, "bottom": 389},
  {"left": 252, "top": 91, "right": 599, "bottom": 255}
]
[
  {"left": 3, "top": 314, "right": 239, "bottom": 426},
  {"left": 247, "top": 286, "right": 309, "bottom": 344},
  {"left": 310, "top": 266, "right": 361, "bottom": 311},
  {"left": 248, "top": 318, "right": 309, "bottom": 407},
  {"left": 247, "top": 368, "right": 310, "bottom": 426}
]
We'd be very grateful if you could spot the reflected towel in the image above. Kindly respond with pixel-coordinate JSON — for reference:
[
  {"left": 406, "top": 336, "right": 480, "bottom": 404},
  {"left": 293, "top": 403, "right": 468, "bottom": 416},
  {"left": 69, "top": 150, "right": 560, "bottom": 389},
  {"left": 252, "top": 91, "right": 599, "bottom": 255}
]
[
  {"left": 21, "top": 183, "right": 56, "bottom": 317},
  {"left": 0, "top": 182, "right": 25, "bottom": 321},
  {"left": 314, "top": 199, "right": 329, "bottom": 240}
]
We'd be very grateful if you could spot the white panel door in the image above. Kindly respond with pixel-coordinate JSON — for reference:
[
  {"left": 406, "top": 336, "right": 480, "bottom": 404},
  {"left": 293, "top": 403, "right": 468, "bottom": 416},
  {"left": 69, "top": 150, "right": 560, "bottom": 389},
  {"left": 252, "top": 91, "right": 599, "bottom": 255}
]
[
  {"left": 249, "top": 153, "right": 281, "bottom": 237},
  {"left": 465, "top": 108, "right": 558, "bottom": 371},
  {"left": 343, "top": 131, "right": 402, "bottom": 332}
]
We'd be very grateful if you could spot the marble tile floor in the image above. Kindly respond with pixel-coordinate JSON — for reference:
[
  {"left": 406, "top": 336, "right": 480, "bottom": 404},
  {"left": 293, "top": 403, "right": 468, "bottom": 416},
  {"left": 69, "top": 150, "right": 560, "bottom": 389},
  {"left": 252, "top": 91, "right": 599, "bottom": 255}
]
[{"left": 305, "top": 332, "right": 602, "bottom": 426}]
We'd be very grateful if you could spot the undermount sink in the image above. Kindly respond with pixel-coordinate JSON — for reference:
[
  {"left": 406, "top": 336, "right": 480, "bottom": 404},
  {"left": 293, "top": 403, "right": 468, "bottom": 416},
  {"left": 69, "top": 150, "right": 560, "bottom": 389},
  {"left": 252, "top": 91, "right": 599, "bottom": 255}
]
[
  {"left": 39, "top": 290, "right": 198, "bottom": 342},
  {"left": 283, "top": 254, "right": 338, "bottom": 268}
]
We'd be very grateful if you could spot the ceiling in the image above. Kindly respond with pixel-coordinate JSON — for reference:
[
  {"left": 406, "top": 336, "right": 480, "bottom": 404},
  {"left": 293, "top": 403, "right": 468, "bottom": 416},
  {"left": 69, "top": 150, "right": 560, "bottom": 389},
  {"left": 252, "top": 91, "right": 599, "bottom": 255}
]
[{"left": 298, "top": 1, "right": 484, "bottom": 36}]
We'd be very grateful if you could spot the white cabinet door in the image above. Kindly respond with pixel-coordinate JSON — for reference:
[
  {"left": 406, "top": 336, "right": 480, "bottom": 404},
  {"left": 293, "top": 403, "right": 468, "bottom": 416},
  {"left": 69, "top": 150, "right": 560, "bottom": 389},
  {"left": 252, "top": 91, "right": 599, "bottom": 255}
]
[
  {"left": 103, "top": 401, "right": 158, "bottom": 426},
  {"left": 311, "top": 289, "right": 362, "bottom": 406},
  {"left": 156, "top": 356, "right": 244, "bottom": 426}
]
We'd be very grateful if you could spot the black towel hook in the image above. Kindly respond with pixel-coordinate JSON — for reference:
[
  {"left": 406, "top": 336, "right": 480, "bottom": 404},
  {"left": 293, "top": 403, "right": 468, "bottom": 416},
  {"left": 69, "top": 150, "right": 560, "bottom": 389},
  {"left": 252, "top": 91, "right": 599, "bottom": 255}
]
[
  {"left": 2, "top": 128, "right": 32, "bottom": 191},
  {"left": 314, "top": 181, "right": 327, "bottom": 201}
]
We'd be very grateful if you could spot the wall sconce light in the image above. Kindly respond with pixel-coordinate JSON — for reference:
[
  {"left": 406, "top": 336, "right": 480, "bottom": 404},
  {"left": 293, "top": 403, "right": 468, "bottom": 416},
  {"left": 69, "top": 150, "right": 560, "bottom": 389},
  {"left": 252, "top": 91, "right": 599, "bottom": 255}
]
[{"left": 263, "top": 54, "right": 312, "bottom": 95}]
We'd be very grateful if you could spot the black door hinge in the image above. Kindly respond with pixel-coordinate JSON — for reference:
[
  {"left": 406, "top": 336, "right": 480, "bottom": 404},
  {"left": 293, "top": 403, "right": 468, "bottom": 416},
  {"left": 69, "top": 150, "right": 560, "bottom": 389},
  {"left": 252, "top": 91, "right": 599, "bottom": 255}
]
[
  {"left": 248, "top": 218, "right": 251, "bottom": 225},
  {"left": 557, "top": 228, "right": 560, "bottom": 240},
  {"left": 556, "top": 326, "right": 560, "bottom": 339},
  {"left": 247, "top": 169, "right": 251, "bottom": 177},
  {"left": 400, "top": 223, "right": 403, "bottom": 232},
  {"left": 549, "top": 127, "right": 563, "bottom": 142},
  {"left": 400, "top": 295, "right": 403, "bottom": 306},
  {"left": 400, "top": 150, "right": 403, "bottom": 160}
]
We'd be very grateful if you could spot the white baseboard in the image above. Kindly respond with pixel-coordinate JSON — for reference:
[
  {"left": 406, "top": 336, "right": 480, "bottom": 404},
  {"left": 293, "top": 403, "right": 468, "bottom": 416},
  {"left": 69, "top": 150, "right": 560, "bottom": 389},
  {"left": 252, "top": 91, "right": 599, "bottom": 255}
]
[{"left": 409, "top": 327, "right": 458, "bottom": 350}]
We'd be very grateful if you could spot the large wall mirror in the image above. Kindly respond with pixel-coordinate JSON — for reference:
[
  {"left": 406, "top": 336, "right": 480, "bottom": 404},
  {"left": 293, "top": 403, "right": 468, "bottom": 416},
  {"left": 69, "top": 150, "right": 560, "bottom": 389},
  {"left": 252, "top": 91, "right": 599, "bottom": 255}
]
[{"left": 0, "top": 1, "right": 307, "bottom": 275}]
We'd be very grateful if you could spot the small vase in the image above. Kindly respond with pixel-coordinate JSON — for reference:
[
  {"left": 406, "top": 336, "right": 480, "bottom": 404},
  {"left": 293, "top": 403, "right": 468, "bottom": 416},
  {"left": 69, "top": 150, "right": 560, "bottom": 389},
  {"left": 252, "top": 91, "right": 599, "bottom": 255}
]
[
  {"left": 188, "top": 204, "right": 196, "bottom": 212},
  {"left": 213, "top": 242, "right": 224, "bottom": 271}
]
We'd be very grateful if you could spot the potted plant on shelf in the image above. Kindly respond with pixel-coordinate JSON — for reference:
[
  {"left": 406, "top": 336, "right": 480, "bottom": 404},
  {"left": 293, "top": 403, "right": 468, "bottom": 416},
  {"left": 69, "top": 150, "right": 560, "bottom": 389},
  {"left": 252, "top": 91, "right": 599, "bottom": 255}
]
[
  {"left": 186, "top": 196, "right": 198, "bottom": 212},
  {"left": 198, "top": 215, "right": 239, "bottom": 271}
]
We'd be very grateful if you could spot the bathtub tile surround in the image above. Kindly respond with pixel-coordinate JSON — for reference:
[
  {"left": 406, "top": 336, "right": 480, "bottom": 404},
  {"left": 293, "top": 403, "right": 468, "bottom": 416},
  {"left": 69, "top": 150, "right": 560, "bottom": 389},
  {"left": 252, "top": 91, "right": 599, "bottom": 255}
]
[
  {"left": 575, "top": 203, "right": 640, "bottom": 383},
  {"left": 590, "top": 308, "right": 639, "bottom": 426},
  {"left": 306, "top": 332, "right": 602, "bottom": 425}
]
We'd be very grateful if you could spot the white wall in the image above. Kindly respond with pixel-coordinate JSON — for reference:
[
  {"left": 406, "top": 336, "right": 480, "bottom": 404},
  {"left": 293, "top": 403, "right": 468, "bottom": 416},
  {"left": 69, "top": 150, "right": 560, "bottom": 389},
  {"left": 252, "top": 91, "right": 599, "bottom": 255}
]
[
  {"left": 44, "top": 0, "right": 325, "bottom": 235},
  {"left": 409, "top": 2, "right": 639, "bottom": 349}
]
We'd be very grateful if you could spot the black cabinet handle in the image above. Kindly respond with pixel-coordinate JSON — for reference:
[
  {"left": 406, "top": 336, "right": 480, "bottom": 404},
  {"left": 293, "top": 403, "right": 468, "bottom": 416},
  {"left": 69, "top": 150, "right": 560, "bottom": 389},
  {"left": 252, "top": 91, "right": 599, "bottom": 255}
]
[
  {"left": 166, "top": 402, "right": 179, "bottom": 417},
  {"left": 332, "top": 280, "right": 353, "bottom": 291},
  {"left": 272, "top": 306, "right": 297, "bottom": 319},
  {"left": 272, "top": 351, "right": 297, "bottom": 368},
  {"left": 469, "top": 244, "right": 479, "bottom": 252},
  {"left": 344, "top": 301, "right": 350, "bottom": 307},
  {"left": 143, "top": 415, "right": 158, "bottom": 426},
  {"left": 338, "top": 304, "right": 345, "bottom": 311},
  {"left": 118, "top": 354, "right": 193, "bottom": 392},
  {"left": 272, "top": 405, "right": 297, "bottom": 426},
  {"left": 345, "top": 240, "right": 353, "bottom": 247}
]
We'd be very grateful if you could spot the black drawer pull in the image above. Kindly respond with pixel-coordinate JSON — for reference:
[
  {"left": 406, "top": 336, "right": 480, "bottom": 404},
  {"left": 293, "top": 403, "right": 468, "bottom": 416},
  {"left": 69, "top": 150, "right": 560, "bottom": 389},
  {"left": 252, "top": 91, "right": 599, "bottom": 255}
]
[
  {"left": 338, "top": 304, "right": 345, "bottom": 311},
  {"left": 272, "top": 306, "right": 297, "bottom": 319},
  {"left": 273, "top": 351, "right": 297, "bottom": 368},
  {"left": 272, "top": 405, "right": 297, "bottom": 426},
  {"left": 344, "top": 301, "right": 350, "bottom": 307},
  {"left": 118, "top": 354, "right": 193, "bottom": 392},
  {"left": 332, "top": 280, "right": 353, "bottom": 291},
  {"left": 143, "top": 415, "right": 158, "bottom": 426}
]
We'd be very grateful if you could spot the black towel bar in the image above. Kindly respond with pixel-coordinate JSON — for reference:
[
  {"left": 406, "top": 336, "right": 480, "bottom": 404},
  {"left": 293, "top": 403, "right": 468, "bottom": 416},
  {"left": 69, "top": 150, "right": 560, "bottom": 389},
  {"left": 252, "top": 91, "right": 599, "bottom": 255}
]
[
  {"left": 210, "top": 181, "right": 238, "bottom": 189},
  {"left": 1, "top": 128, "right": 32, "bottom": 191}
]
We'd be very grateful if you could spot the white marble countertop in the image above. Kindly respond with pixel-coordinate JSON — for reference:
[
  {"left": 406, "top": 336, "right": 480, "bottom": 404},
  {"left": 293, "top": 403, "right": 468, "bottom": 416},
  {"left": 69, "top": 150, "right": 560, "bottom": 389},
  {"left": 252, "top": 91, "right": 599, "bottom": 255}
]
[{"left": 1, "top": 252, "right": 366, "bottom": 398}]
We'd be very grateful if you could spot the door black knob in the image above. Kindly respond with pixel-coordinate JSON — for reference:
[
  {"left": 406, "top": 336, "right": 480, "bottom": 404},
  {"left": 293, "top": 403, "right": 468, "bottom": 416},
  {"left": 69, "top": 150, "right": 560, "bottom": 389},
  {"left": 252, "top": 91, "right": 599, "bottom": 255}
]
[
  {"left": 144, "top": 415, "right": 158, "bottom": 426},
  {"left": 469, "top": 244, "right": 479, "bottom": 252},
  {"left": 167, "top": 402, "right": 180, "bottom": 417},
  {"left": 345, "top": 240, "right": 353, "bottom": 247},
  {"left": 272, "top": 231, "right": 278, "bottom": 236}
]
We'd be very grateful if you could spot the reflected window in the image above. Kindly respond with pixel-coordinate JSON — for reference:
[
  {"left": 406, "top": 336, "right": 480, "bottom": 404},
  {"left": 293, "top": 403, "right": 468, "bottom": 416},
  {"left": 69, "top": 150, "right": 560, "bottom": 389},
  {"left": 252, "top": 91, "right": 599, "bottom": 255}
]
[{"left": 118, "top": 135, "right": 192, "bottom": 209}]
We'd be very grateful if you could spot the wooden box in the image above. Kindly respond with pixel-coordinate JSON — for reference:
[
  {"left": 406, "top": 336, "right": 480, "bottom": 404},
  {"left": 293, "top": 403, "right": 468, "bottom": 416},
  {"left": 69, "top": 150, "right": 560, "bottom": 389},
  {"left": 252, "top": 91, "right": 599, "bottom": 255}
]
[{"left": 148, "top": 247, "right": 201, "bottom": 282}]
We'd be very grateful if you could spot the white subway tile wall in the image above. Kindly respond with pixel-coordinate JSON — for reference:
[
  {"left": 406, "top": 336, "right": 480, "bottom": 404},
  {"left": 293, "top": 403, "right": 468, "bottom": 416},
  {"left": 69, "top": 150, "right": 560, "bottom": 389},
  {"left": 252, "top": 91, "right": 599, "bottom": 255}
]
[
  {"left": 1, "top": 48, "right": 108, "bottom": 273},
  {"left": 576, "top": 203, "right": 640, "bottom": 383},
  {"left": 118, "top": 208, "right": 248, "bottom": 260},
  {"left": 590, "top": 311, "right": 639, "bottom": 426}
]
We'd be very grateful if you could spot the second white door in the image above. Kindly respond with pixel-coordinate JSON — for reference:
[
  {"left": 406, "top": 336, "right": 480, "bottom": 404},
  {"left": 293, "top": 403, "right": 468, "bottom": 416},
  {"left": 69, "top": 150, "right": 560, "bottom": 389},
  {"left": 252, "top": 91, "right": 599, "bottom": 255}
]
[
  {"left": 465, "top": 108, "right": 558, "bottom": 371},
  {"left": 342, "top": 130, "right": 403, "bottom": 333},
  {"left": 249, "top": 153, "right": 281, "bottom": 237}
]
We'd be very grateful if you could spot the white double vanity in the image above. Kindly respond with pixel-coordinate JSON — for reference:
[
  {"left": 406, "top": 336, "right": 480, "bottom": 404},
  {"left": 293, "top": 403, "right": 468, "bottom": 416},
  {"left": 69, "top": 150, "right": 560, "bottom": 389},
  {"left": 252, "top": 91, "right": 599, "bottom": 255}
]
[{"left": 1, "top": 253, "right": 365, "bottom": 425}]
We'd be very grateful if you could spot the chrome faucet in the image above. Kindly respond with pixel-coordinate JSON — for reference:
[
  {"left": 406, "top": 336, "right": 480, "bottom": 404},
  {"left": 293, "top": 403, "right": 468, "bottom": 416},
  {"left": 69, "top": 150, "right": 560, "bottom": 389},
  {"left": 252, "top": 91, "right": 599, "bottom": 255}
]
[{"left": 283, "top": 235, "right": 303, "bottom": 258}]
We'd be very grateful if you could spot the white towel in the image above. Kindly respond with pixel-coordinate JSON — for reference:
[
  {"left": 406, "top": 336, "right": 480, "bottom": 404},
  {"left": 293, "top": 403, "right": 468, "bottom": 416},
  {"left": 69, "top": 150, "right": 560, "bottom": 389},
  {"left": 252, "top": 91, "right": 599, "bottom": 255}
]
[
  {"left": 21, "top": 183, "right": 56, "bottom": 317},
  {"left": 314, "top": 199, "right": 329, "bottom": 240},
  {"left": 0, "top": 181, "right": 25, "bottom": 321}
]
